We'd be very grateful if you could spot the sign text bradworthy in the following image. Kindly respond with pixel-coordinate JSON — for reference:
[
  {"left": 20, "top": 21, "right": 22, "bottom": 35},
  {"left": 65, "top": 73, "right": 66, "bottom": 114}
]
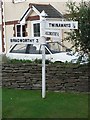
[{"left": 10, "top": 37, "right": 39, "bottom": 44}]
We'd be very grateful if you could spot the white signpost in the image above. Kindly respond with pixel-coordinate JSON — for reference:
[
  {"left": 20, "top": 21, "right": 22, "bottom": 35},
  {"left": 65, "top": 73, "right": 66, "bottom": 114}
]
[
  {"left": 10, "top": 37, "right": 40, "bottom": 44},
  {"left": 45, "top": 21, "right": 78, "bottom": 30},
  {"left": 41, "top": 20, "right": 78, "bottom": 99},
  {"left": 44, "top": 29, "right": 61, "bottom": 38},
  {"left": 10, "top": 19, "right": 78, "bottom": 99}
]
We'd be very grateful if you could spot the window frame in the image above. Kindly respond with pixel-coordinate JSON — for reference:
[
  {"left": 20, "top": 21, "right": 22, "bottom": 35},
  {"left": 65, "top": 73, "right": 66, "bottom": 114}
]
[
  {"left": 31, "top": 20, "right": 40, "bottom": 37},
  {"left": 15, "top": 24, "right": 21, "bottom": 37},
  {"left": 12, "top": 0, "right": 26, "bottom": 3},
  {"left": 10, "top": 44, "right": 27, "bottom": 54},
  {"left": 15, "top": 24, "right": 26, "bottom": 37}
]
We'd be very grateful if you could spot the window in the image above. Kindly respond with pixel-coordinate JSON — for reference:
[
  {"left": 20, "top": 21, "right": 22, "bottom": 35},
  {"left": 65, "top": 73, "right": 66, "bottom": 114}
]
[
  {"left": 32, "top": 21, "right": 40, "bottom": 37},
  {"left": 26, "top": 44, "right": 40, "bottom": 54},
  {"left": 16, "top": 24, "right": 26, "bottom": 37},
  {"left": 16, "top": 25, "right": 21, "bottom": 37},
  {"left": 46, "top": 42, "right": 68, "bottom": 53},
  {"left": 22, "top": 25, "right": 26, "bottom": 37},
  {"left": 12, "top": 0, "right": 26, "bottom": 3},
  {"left": 39, "top": 45, "right": 50, "bottom": 54},
  {"left": 10, "top": 44, "right": 27, "bottom": 53},
  {"left": 33, "top": 23, "right": 40, "bottom": 37}
]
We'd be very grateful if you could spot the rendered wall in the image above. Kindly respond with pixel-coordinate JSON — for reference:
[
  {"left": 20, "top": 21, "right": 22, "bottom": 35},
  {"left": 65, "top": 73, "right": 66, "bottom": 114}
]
[{"left": 5, "top": 25, "right": 14, "bottom": 51}]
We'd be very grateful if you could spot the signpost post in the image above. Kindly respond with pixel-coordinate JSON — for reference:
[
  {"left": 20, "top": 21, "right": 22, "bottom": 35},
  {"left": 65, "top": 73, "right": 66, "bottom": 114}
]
[
  {"left": 41, "top": 37, "right": 46, "bottom": 98},
  {"left": 39, "top": 36, "right": 46, "bottom": 99}
]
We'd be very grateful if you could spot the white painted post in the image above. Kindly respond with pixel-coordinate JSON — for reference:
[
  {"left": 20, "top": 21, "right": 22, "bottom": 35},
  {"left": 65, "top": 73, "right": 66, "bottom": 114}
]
[
  {"left": 39, "top": 36, "right": 46, "bottom": 98},
  {"left": 0, "top": 7, "right": 2, "bottom": 53},
  {"left": 42, "top": 43, "right": 45, "bottom": 98},
  {"left": 40, "top": 11, "right": 47, "bottom": 98}
]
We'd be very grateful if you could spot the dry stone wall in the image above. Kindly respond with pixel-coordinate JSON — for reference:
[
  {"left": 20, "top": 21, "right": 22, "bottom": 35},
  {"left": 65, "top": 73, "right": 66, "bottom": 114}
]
[{"left": 2, "top": 63, "right": 89, "bottom": 92}]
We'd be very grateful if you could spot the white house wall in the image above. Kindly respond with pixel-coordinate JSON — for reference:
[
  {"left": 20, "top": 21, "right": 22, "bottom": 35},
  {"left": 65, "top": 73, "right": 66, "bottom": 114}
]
[
  {"left": 30, "top": 10, "right": 38, "bottom": 16},
  {"left": 5, "top": 25, "right": 14, "bottom": 51},
  {"left": 26, "top": 21, "right": 32, "bottom": 37},
  {"left": 0, "top": 4, "right": 2, "bottom": 53},
  {"left": 0, "top": 26, "right": 2, "bottom": 53},
  {"left": 4, "top": 1, "right": 28, "bottom": 21}
]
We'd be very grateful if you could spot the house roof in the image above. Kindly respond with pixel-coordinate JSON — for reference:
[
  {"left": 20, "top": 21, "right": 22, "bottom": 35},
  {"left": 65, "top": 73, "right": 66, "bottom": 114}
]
[
  {"left": 29, "top": 3, "right": 63, "bottom": 18},
  {"left": 20, "top": 3, "right": 63, "bottom": 22}
]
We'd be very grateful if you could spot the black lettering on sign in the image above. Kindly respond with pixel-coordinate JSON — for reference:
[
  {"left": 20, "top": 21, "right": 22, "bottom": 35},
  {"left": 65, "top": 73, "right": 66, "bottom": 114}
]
[{"left": 45, "top": 31, "right": 59, "bottom": 36}]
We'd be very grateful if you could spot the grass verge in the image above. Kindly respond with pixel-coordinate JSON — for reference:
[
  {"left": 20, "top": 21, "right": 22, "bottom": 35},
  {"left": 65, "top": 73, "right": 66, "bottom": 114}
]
[
  {"left": 2, "top": 88, "right": 89, "bottom": 118},
  {"left": 0, "top": 87, "right": 2, "bottom": 119}
]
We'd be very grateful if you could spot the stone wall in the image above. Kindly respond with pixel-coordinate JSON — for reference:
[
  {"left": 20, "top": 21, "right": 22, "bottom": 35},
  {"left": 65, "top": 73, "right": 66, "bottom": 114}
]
[{"left": 2, "top": 63, "right": 89, "bottom": 92}]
